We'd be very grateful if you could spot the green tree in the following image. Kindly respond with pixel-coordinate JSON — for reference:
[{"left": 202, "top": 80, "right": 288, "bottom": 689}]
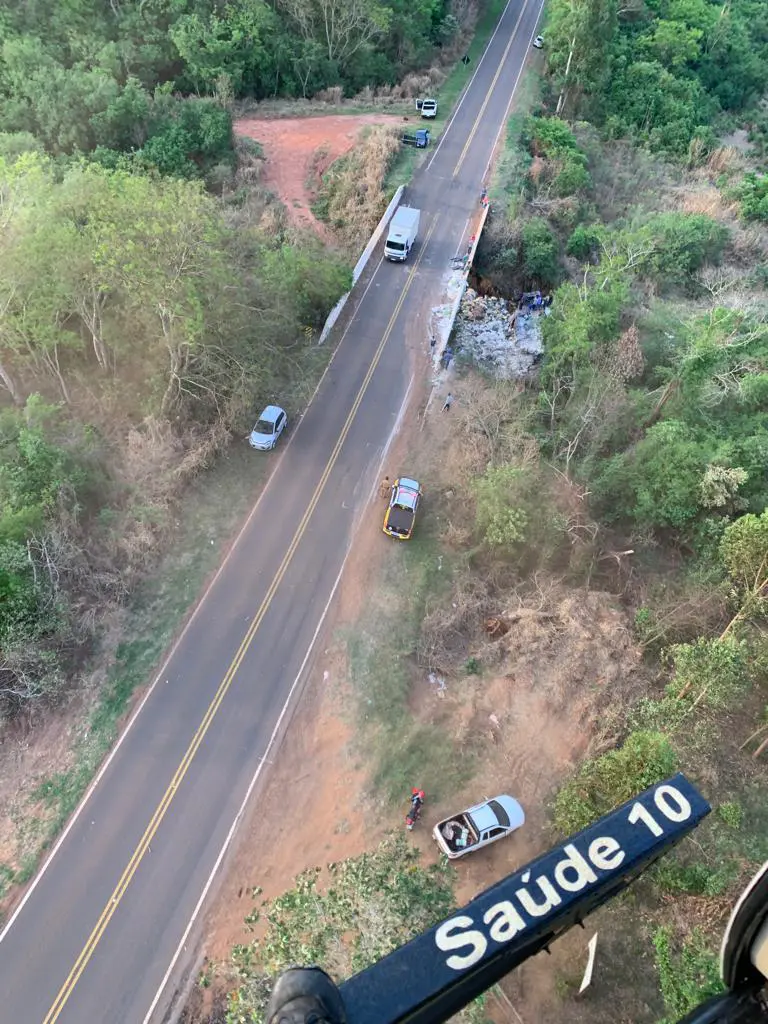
[
  {"left": 604, "top": 59, "right": 713, "bottom": 154},
  {"left": 540, "top": 275, "right": 626, "bottom": 389},
  {"left": 643, "top": 213, "right": 728, "bottom": 282},
  {"left": 472, "top": 465, "right": 528, "bottom": 550},
  {"left": 89, "top": 77, "right": 151, "bottom": 151},
  {"left": 595, "top": 420, "right": 711, "bottom": 530},
  {"left": 641, "top": 19, "right": 703, "bottom": 70},
  {"left": 170, "top": 0, "right": 279, "bottom": 97},
  {"left": 669, "top": 636, "right": 749, "bottom": 707},
  {"left": 720, "top": 510, "right": 768, "bottom": 597},
  {"left": 566, "top": 224, "right": 600, "bottom": 260},
  {"left": 521, "top": 218, "right": 559, "bottom": 285},
  {"left": 545, "top": 0, "right": 618, "bottom": 115},
  {"left": 553, "top": 731, "right": 678, "bottom": 834},
  {"left": 279, "top": 0, "right": 393, "bottom": 67}
]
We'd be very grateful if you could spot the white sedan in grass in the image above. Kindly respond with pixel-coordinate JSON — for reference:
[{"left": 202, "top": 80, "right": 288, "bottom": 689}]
[{"left": 533, "top": 35, "right": 544, "bottom": 49}]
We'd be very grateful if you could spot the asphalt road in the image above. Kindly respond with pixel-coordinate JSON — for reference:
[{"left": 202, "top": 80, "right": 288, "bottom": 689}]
[{"left": 0, "top": 0, "right": 544, "bottom": 1019}]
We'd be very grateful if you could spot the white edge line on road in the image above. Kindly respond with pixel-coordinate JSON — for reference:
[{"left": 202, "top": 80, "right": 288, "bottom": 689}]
[
  {"left": 481, "top": 3, "right": 545, "bottom": 184},
  {"left": 371, "top": 373, "right": 415, "bottom": 504},
  {"left": 141, "top": 549, "right": 350, "bottom": 1024},
  {"left": 143, "top": 375, "right": 416, "bottom": 1024},
  {"left": 0, "top": 254, "right": 386, "bottom": 948},
  {"left": 425, "top": 0, "right": 515, "bottom": 172}
]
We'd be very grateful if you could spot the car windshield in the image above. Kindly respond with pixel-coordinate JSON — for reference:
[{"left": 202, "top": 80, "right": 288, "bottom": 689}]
[
  {"left": 254, "top": 418, "right": 274, "bottom": 435},
  {"left": 488, "top": 799, "right": 510, "bottom": 827},
  {"left": 388, "top": 240, "right": 405, "bottom": 251}
]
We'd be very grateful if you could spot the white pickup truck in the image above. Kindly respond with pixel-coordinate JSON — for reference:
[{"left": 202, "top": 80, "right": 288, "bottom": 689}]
[
  {"left": 433, "top": 795, "right": 525, "bottom": 859},
  {"left": 420, "top": 98, "right": 438, "bottom": 119}
]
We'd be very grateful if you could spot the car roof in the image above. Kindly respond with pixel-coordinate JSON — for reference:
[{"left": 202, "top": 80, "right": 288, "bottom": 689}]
[
  {"left": 397, "top": 477, "right": 420, "bottom": 491},
  {"left": 258, "top": 405, "right": 284, "bottom": 422},
  {"left": 467, "top": 795, "right": 524, "bottom": 832}
]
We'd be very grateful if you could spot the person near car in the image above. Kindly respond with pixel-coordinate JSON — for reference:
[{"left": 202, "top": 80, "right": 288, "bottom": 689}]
[{"left": 379, "top": 476, "right": 391, "bottom": 499}]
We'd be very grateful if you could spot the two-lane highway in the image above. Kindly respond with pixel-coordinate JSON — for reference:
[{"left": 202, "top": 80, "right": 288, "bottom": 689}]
[{"left": 0, "top": 0, "right": 543, "bottom": 1018}]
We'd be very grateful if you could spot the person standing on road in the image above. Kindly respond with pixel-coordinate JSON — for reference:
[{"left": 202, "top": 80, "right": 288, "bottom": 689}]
[
  {"left": 442, "top": 393, "right": 454, "bottom": 412},
  {"left": 379, "top": 476, "right": 391, "bottom": 499}
]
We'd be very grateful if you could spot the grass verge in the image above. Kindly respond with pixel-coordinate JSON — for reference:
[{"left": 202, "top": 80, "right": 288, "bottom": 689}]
[
  {"left": 345, "top": 518, "right": 476, "bottom": 804},
  {"left": 488, "top": 71, "right": 540, "bottom": 205},
  {"left": 437, "top": 0, "right": 508, "bottom": 116}
]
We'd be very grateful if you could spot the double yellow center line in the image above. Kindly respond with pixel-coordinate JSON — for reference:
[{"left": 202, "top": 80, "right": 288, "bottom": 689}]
[
  {"left": 452, "top": 0, "right": 535, "bottom": 179},
  {"left": 42, "top": 214, "right": 440, "bottom": 1024}
]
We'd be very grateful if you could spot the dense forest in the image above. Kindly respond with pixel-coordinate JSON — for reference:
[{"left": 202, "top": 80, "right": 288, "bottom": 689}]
[
  {"left": 0, "top": 0, "right": 462, "bottom": 173},
  {"left": 545, "top": 0, "right": 768, "bottom": 156}
]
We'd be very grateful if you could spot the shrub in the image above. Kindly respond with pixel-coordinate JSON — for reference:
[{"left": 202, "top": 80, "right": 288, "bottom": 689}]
[
  {"left": 730, "top": 172, "right": 768, "bottom": 222},
  {"left": 473, "top": 465, "right": 528, "bottom": 550},
  {"left": 653, "top": 927, "right": 724, "bottom": 1024},
  {"left": 644, "top": 213, "right": 729, "bottom": 282},
  {"left": 521, "top": 218, "right": 560, "bottom": 285},
  {"left": 229, "top": 833, "right": 456, "bottom": 1019},
  {"left": 553, "top": 153, "right": 591, "bottom": 196},
  {"left": 593, "top": 420, "right": 711, "bottom": 530},
  {"left": 524, "top": 116, "right": 582, "bottom": 156},
  {"left": 667, "top": 636, "right": 750, "bottom": 709},
  {"left": 553, "top": 731, "right": 678, "bottom": 834},
  {"left": 566, "top": 224, "right": 601, "bottom": 261}
]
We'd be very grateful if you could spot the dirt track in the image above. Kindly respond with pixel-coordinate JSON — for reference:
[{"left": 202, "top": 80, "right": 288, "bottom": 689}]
[{"left": 234, "top": 115, "right": 404, "bottom": 237}]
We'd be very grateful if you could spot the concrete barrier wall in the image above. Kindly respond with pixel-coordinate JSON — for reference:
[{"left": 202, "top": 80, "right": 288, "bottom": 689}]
[
  {"left": 318, "top": 185, "right": 406, "bottom": 345},
  {"left": 431, "top": 200, "right": 491, "bottom": 370}
]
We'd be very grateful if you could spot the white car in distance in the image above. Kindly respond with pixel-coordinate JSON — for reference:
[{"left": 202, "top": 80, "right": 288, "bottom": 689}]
[{"left": 249, "top": 405, "right": 287, "bottom": 450}]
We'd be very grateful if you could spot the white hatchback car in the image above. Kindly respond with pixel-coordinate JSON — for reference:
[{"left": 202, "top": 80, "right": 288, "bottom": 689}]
[
  {"left": 249, "top": 405, "right": 287, "bottom": 450},
  {"left": 533, "top": 35, "right": 544, "bottom": 48}
]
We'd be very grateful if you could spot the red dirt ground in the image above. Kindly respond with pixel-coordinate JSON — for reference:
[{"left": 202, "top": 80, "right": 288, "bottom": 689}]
[{"left": 234, "top": 115, "right": 404, "bottom": 238}]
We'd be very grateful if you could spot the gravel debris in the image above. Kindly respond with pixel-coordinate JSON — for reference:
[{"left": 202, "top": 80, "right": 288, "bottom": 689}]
[{"left": 454, "top": 288, "right": 547, "bottom": 379}]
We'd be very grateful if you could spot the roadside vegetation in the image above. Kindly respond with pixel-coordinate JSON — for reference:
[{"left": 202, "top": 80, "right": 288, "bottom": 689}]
[
  {"left": 311, "top": 124, "right": 401, "bottom": 247},
  {"left": 216, "top": 0, "right": 768, "bottom": 1020},
  {"left": 218, "top": 833, "right": 481, "bottom": 1024},
  {"left": 463, "top": 0, "right": 768, "bottom": 1016}
]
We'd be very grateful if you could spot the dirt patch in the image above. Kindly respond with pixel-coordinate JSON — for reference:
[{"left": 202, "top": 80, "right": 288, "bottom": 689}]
[
  {"left": 198, "top": 564, "right": 644, "bottom": 1022},
  {"left": 234, "top": 115, "right": 405, "bottom": 239}
]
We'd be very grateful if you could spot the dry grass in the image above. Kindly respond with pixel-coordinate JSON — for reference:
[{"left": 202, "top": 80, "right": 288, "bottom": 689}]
[
  {"left": 418, "top": 573, "right": 498, "bottom": 673},
  {"left": 233, "top": 136, "right": 265, "bottom": 187},
  {"left": 313, "top": 124, "right": 402, "bottom": 248},
  {"left": 706, "top": 145, "right": 745, "bottom": 175}
]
